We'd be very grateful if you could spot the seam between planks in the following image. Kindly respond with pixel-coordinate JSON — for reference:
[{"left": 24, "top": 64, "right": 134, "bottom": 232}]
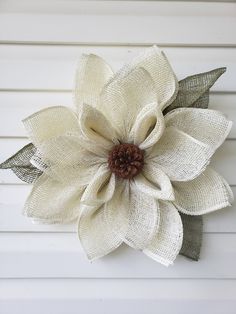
[{"left": 1, "top": 41, "right": 236, "bottom": 48}]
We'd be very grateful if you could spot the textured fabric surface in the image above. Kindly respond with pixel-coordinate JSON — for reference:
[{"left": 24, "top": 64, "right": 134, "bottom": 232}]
[
  {"left": 0, "top": 143, "right": 42, "bottom": 183},
  {"left": 148, "top": 108, "right": 232, "bottom": 182},
  {"left": 78, "top": 181, "right": 128, "bottom": 260},
  {"left": 173, "top": 167, "right": 234, "bottom": 215},
  {"left": 74, "top": 53, "right": 114, "bottom": 110},
  {"left": 165, "top": 108, "right": 232, "bottom": 154},
  {"left": 180, "top": 213, "right": 203, "bottom": 261},
  {"left": 115, "top": 46, "right": 179, "bottom": 110},
  {"left": 81, "top": 164, "right": 116, "bottom": 206},
  {"left": 143, "top": 201, "right": 183, "bottom": 266},
  {"left": 147, "top": 126, "right": 212, "bottom": 181},
  {"left": 23, "top": 106, "right": 79, "bottom": 148},
  {"left": 130, "top": 102, "right": 165, "bottom": 149},
  {"left": 2, "top": 46, "right": 233, "bottom": 266},
  {"left": 79, "top": 103, "right": 119, "bottom": 155},
  {"left": 99, "top": 67, "right": 158, "bottom": 142},
  {"left": 163, "top": 67, "right": 226, "bottom": 115},
  {"left": 124, "top": 183, "right": 159, "bottom": 250},
  {"left": 81, "top": 182, "right": 160, "bottom": 257},
  {"left": 134, "top": 162, "right": 174, "bottom": 201},
  {"left": 24, "top": 173, "right": 84, "bottom": 223}
]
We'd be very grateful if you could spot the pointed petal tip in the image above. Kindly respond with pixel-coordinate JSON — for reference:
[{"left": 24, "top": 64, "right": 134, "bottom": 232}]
[
  {"left": 74, "top": 53, "right": 114, "bottom": 110},
  {"left": 173, "top": 168, "right": 234, "bottom": 216},
  {"left": 142, "top": 201, "right": 183, "bottom": 266},
  {"left": 22, "top": 105, "right": 70, "bottom": 124},
  {"left": 216, "top": 66, "right": 227, "bottom": 74},
  {"left": 79, "top": 231, "right": 123, "bottom": 262},
  {"left": 143, "top": 249, "right": 175, "bottom": 267}
]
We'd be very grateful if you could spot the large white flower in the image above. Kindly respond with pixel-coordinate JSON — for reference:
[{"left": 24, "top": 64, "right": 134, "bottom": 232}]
[{"left": 23, "top": 46, "right": 233, "bottom": 266}]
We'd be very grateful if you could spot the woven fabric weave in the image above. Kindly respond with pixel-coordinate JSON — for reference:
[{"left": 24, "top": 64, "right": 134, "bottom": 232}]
[
  {"left": 1, "top": 46, "right": 233, "bottom": 266},
  {"left": 0, "top": 143, "right": 42, "bottom": 183},
  {"left": 163, "top": 67, "right": 226, "bottom": 114},
  {"left": 180, "top": 213, "right": 203, "bottom": 261}
]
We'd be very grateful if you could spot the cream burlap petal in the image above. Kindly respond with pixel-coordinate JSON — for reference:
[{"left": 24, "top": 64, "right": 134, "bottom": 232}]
[
  {"left": 124, "top": 183, "right": 160, "bottom": 250},
  {"left": 81, "top": 164, "right": 115, "bottom": 206},
  {"left": 129, "top": 102, "right": 165, "bottom": 150},
  {"left": 74, "top": 53, "right": 113, "bottom": 110},
  {"left": 30, "top": 134, "right": 105, "bottom": 186},
  {"left": 45, "top": 163, "right": 101, "bottom": 188},
  {"left": 100, "top": 67, "right": 157, "bottom": 141},
  {"left": 148, "top": 127, "right": 211, "bottom": 181},
  {"left": 23, "top": 106, "right": 79, "bottom": 148},
  {"left": 143, "top": 200, "right": 183, "bottom": 266},
  {"left": 35, "top": 133, "right": 106, "bottom": 167},
  {"left": 134, "top": 162, "right": 174, "bottom": 201},
  {"left": 80, "top": 181, "right": 160, "bottom": 255},
  {"left": 115, "top": 46, "right": 178, "bottom": 111},
  {"left": 78, "top": 181, "right": 128, "bottom": 261},
  {"left": 173, "top": 167, "right": 234, "bottom": 215},
  {"left": 79, "top": 103, "right": 119, "bottom": 155},
  {"left": 165, "top": 108, "right": 232, "bottom": 153},
  {"left": 24, "top": 173, "right": 84, "bottom": 223},
  {"left": 35, "top": 133, "right": 86, "bottom": 166}
]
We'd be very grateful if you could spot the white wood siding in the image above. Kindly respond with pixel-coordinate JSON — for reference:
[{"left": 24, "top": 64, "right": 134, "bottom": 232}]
[{"left": 0, "top": 1, "right": 236, "bottom": 313}]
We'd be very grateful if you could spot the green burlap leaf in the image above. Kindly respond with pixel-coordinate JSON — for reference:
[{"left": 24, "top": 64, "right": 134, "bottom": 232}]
[
  {"left": 180, "top": 213, "right": 203, "bottom": 261},
  {"left": 163, "top": 67, "right": 226, "bottom": 115},
  {"left": 0, "top": 143, "right": 43, "bottom": 183}
]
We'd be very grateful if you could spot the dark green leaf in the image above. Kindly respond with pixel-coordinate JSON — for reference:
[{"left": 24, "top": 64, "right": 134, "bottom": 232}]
[
  {"left": 0, "top": 143, "right": 43, "bottom": 183},
  {"left": 180, "top": 213, "right": 203, "bottom": 261},
  {"left": 164, "top": 67, "right": 226, "bottom": 114}
]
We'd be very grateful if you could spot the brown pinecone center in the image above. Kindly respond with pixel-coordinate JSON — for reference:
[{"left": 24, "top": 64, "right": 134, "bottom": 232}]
[{"left": 108, "top": 143, "right": 144, "bottom": 179}]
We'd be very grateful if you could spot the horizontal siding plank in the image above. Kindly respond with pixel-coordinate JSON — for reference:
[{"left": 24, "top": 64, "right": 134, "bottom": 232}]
[
  {"left": 1, "top": 139, "right": 235, "bottom": 184},
  {"left": 3, "top": 297, "right": 236, "bottom": 314},
  {"left": 0, "top": 2, "right": 235, "bottom": 45},
  {"left": 210, "top": 140, "right": 236, "bottom": 185},
  {"left": 0, "top": 92, "right": 235, "bottom": 138},
  {"left": 0, "top": 46, "right": 235, "bottom": 90},
  {"left": 1, "top": 278, "right": 236, "bottom": 299},
  {"left": 0, "top": 185, "right": 235, "bottom": 233},
  {"left": 0, "top": 92, "right": 73, "bottom": 137},
  {"left": 1, "top": 233, "right": 236, "bottom": 278},
  {"left": 0, "top": 279, "right": 236, "bottom": 314},
  {"left": 1, "top": 1, "right": 236, "bottom": 14}
]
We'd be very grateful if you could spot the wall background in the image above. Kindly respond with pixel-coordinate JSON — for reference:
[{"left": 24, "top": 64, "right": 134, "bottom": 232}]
[{"left": 0, "top": 1, "right": 236, "bottom": 313}]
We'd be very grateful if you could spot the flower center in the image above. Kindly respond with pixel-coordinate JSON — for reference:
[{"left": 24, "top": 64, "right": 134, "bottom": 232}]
[{"left": 108, "top": 143, "right": 144, "bottom": 179}]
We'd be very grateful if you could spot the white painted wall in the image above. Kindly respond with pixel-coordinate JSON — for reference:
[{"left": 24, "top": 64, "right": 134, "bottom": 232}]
[{"left": 0, "top": 1, "right": 235, "bottom": 313}]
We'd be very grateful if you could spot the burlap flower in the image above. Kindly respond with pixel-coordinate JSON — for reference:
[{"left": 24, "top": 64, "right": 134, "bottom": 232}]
[{"left": 1, "top": 46, "right": 233, "bottom": 266}]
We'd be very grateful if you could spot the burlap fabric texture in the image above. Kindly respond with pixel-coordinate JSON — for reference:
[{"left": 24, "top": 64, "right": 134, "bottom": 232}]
[{"left": 0, "top": 46, "right": 233, "bottom": 265}]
